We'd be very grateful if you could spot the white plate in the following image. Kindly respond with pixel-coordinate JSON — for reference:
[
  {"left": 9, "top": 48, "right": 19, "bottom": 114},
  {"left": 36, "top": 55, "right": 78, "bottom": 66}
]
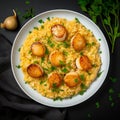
[{"left": 11, "top": 9, "right": 110, "bottom": 107}]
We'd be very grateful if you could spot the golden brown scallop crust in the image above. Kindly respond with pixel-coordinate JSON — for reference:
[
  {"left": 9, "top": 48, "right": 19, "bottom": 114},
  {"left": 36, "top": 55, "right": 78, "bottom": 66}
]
[
  {"left": 71, "top": 33, "right": 86, "bottom": 51},
  {"left": 31, "top": 42, "right": 46, "bottom": 57},
  {"left": 49, "top": 50, "right": 65, "bottom": 67},
  {"left": 51, "top": 24, "right": 67, "bottom": 41},
  {"left": 64, "top": 72, "right": 81, "bottom": 88},
  {"left": 27, "top": 64, "right": 43, "bottom": 78},
  {"left": 48, "top": 72, "right": 62, "bottom": 88},
  {"left": 79, "top": 55, "right": 92, "bottom": 71}
]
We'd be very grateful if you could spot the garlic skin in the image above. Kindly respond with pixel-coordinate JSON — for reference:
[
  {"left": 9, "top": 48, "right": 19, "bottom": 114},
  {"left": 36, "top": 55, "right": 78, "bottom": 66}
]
[{"left": 0, "top": 9, "right": 18, "bottom": 30}]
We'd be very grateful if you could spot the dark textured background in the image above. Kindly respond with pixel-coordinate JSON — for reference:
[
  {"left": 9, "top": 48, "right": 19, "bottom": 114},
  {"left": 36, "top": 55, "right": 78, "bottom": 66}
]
[{"left": 0, "top": 0, "right": 120, "bottom": 120}]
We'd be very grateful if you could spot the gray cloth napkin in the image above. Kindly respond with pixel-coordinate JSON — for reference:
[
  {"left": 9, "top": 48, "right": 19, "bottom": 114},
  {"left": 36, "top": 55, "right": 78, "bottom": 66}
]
[{"left": 0, "top": 33, "right": 66, "bottom": 120}]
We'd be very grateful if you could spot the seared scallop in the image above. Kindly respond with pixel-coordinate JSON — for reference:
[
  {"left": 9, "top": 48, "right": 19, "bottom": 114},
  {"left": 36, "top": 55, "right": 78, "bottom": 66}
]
[
  {"left": 51, "top": 24, "right": 67, "bottom": 41},
  {"left": 48, "top": 72, "right": 62, "bottom": 88},
  {"left": 76, "top": 55, "right": 92, "bottom": 71},
  {"left": 64, "top": 72, "right": 81, "bottom": 87},
  {"left": 71, "top": 33, "right": 86, "bottom": 51},
  {"left": 49, "top": 50, "right": 65, "bottom": 67},
  {"left": 27, "top": 64, "right": 43, "bottom": 78},
  {"left": 31, "top": 42, "right": 46, "bottom": 57}
]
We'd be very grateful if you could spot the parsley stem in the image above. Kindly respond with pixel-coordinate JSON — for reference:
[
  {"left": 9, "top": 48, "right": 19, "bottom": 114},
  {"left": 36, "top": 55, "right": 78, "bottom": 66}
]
[
  {"left": 100, "top": 15, "right": 112, "bottom": 44},
  {"left": 78, "top": 0, "right": 120, "bottom": 53}
]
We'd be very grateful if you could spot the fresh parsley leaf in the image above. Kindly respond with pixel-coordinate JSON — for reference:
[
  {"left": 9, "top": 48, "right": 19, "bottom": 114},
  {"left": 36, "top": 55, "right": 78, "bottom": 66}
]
[
  {"left": 61, "top": 68, "right": 68, "bottom": 73},
  {"left": 22, "top": 8, "right": 35, "bottom": 19},
  {"left": 75, "top": 17, "right": 80, "bottom": 23},
  {"left": 95, "top": 102, "right": 100, "bottom": 108},
  {"left": 109, "top": 77, "right": 117, "bottom": 83},
  {"left": 47, "top": 17, "right": 50, "bottom": 21},
  {"left": 80, "top": 74, "right": 85, "bottom": 81},
  {"left": 78, "top": 0, "right": 120, "bottom": 53},
  {"left": 16, "top": 65, "right": 21, "bottom": 69},
  {"left": 97, "top": 71, "right": 103, "bottom": 78},
  {"left": 53, "top": 97, "right": 63, "bottom": 101},
  {"left": 38, "top": 19, "right": 44, "bottom": 24}
]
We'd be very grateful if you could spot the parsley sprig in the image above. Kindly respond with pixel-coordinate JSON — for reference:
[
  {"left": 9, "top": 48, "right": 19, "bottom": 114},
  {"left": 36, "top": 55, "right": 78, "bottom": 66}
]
[
  {"left": 22, "top": 8, "right": 35, "bottom": 19},
  {"left": 78, "top": 0, "right": 120, "bottom": 53}
]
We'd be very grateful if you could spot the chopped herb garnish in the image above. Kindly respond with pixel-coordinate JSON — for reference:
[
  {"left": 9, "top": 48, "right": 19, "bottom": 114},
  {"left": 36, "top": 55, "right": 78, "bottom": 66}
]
[
  {"left": 22, "top": 8, "right": 35, "bottom": 19},
  {"left": 79, "top": 83, "right": 87, "bottom": 95},
  {"left": 80, "top": 51, "right": 84, "bottom": 56},
  {"left": 80, "top": 83, "right": 87, "bottom": 89},
  {"left": 86, "top": 42, "right": 95, "bottom": 47},
  {"left": 97, "top": 71, "right": 103, "bottom": 78},
  {"left": 34, "top": 27, "right": 39, "bottom": 30},
  {"left": 63, "top": 41, "right": 70, "bottom": 48},
  {"left": 53, "top": 97, "right": 63, "bottom": 101},
  {"left": 18, "top": 47, "right": 21, "bottom": 52},
  {"left": 99, "top": 50, "right": 102, "bottom": 54},
  {"left": 34, "top": 38, "right": 39, "bottom": 41},
  {"left": 44, "top": 84, "right": 47, "bottom": 86},
  {"left": 75, "top": 17, "right": 80, "bottom": 23},
  {"left": 28, "top": 50, "right": 32, "bottom": 54},
  {"left": 16, "top": 65, "right": 21, "bottom": 69},
  {"left": 45, "top": 47, "right": 49, "bottom": 55},
  {"left": 47, "top": 37, "right": 55, "bottom": 47},
  {"left": 118, "top": 93, "right": 120, "bottom": 98},
  {"left": 59, "top": 60, "right": 65, "bottom": 66},
  {"left": 80, "top": 74, "right": 85, "bottom": 81},
  {"left": 33, "top": 60, "right": 39, "bottom": 64},
  {"left": 52, "top": 83, "right": 57, "bottom": 88},
  {"left": 108, "top": 88, "right": 114, "bottom": 94},
  {"left": 16, "top": 9, "right": 21, "bottom": 16},
  {"left": 40, "top": 80, "right": 46, "bottom": 85},
  {"left": 29, "top": 31, "right": 32, "bottom": 34},
  {"left": 87, "top": 71, "right": 91, "bottom": 75},
  {"left": 79, "top": 89, "right": 86, "bottom": 95},
  {"left": 51, "top": 83, "right": 64, "bottom": 93},
  {"left": 108, "top": 88, "right": 115, "bottom": 107},
  {"left": 74, "top": 78, "right": 78, "bottom": 83},
  {"left": 86, "top": 43, "right": 90, "bottom": 47},
  {"left": 63, "top": 51, "right": 68, "bottom": 56},
  {"left": 91, "top": 42, "right": 96, "bottom": 46},
  {"left": 43, "top": 67, "right": 49, "bottom": 72},
  {"left": 41, "top": 57, "right": 45, "bottom": 64},
  {"left": 25, "top": 0, "right": 30, "bottom": 5},
  {"left": 108, "top": 95, "right": 113, "bottom": 101},
  {"left": 41, "top": 25, "right": 44, "bottom": 29},
  {"left": 111, "top": 102, "right": 115, "bottom": 107},
  {"left": 47, "top": 17, "right": 50, "bottom": 21},
  {"left": 50, "top": 66, "right": 56, "bottom": 71},
  {"left": 38, "top": 19, "right": 44, "bottom": 24},
  {"left": 98, "top": 38, "right": 101, "bottom": 41},
  {"left": 87, "top": 113, "right": 91, "bottom": 118},
  {"left": 42, "top": 67, "right": 51, "bottom": 74},
  {"left": 25, "top": 81, "right": 29, "bottom": 84},
  {"left": 61, "top": 22, "right": 65, "bottom": 26},
  {"left": 57, "top": 41, "right": 70, "bottom": 48},
  {"left": 61, "top": 68, "right": 68, "bottom": 73},
  {"left": 92, "top": 64, "right": 97, "bottom": 67},
  {"left": 67, "top": 61, "right": 72, "bottom": 69},
  {"left": 109, "top": 77, "right": 117, "bottom": 83},
  {"left": 95, "top": 102, "right": 100, "bottom": 108}
]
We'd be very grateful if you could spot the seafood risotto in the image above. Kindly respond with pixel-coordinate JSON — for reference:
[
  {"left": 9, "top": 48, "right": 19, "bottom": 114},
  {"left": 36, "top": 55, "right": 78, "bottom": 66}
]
[{"left": 20, "top": 17, "right": 101, "bottom": 99}]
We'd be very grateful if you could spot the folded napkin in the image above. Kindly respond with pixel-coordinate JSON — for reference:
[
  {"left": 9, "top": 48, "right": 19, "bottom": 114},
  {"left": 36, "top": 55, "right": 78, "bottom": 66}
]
[{"left": 0, "top": 34, "right": 66, "bottom": 120}]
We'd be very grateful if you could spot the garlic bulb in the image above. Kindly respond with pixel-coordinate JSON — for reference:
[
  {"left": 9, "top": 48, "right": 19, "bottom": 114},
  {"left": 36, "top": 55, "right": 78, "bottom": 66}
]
[{"left": 0, "top": 9, "right": 18, "bottom": 30}]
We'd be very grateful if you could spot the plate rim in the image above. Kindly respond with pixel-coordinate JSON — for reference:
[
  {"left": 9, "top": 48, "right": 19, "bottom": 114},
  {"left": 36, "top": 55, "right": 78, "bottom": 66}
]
[{"left": 11, "top": 9, "right": 110, "bottom": 107}]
